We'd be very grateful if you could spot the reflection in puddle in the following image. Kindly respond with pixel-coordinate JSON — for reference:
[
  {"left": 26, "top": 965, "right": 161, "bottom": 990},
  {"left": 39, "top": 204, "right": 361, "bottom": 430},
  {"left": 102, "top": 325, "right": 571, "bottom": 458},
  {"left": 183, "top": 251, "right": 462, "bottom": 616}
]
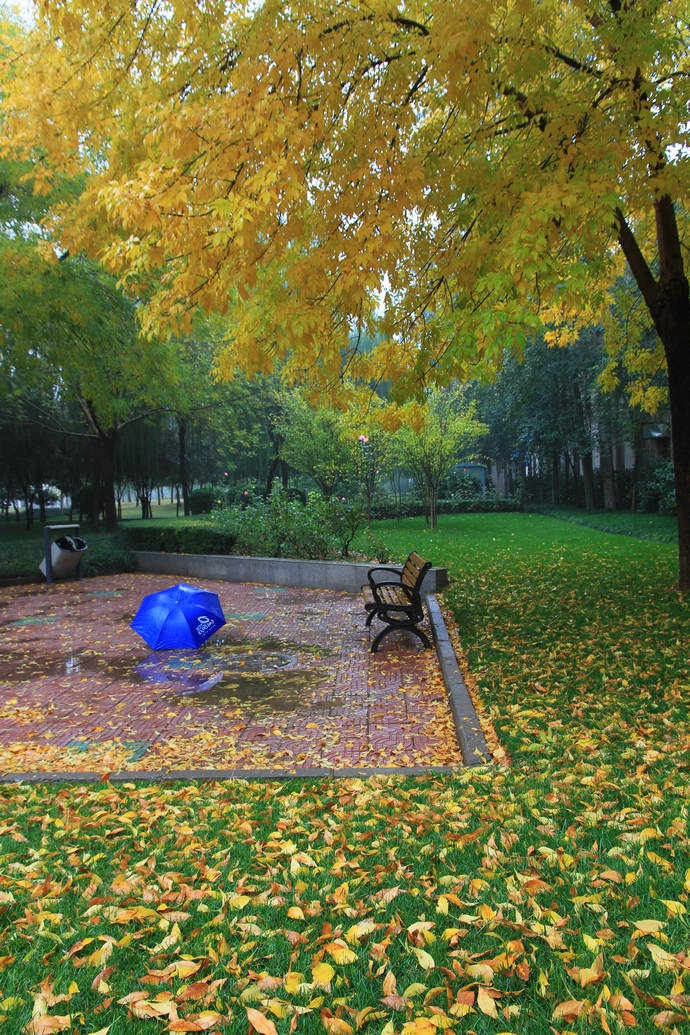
[
  {"left": 177, "top": 669, "right": 336, "bottom": 713},
  {"left": 136, "top": 644, "right": 300, "bottom": 695},
  {"left": 65, "top": 655, "right": 81, "bottom": 675},
  {"left": 134, "top": 641, "right": 336, "bottom": 712},
  {"left": 0, "top": 638, "right": 336, "bottom": 714}
]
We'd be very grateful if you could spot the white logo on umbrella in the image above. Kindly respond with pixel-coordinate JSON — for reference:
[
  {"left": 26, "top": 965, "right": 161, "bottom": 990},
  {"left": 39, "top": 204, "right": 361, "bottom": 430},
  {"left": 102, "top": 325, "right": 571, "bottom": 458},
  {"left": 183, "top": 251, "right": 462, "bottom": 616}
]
[{"left": 196, "top": 614, "right": 215, "bottom": 636}]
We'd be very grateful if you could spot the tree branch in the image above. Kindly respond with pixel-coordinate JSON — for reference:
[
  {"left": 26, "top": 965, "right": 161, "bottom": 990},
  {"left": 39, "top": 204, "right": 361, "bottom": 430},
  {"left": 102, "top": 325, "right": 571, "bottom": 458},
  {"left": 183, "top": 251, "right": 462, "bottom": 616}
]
[
  {"left": 388, "top": 14, "right": 430, "bottom": 36},
  {"left": 614, "top": 206, "right": 659, "bottom": 315}
]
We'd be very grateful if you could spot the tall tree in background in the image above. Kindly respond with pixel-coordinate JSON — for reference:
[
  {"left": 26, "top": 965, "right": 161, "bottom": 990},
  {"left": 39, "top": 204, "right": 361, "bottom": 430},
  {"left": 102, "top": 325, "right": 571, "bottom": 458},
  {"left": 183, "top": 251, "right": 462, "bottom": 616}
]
[
  {"left": 396, "top": 386, "right": 487, "bottom": 529},
  {"left": 2, "top": 1, "right": 689, "bottom": 583},
  {"left": 0, "top": 251, "right": 179, "bottom": 528},
  {"left": 278, "top": 394, "right": 357, "bottom": 500},
  {"left": 478, "top": 336, "right": 638, "bottom": 509}
]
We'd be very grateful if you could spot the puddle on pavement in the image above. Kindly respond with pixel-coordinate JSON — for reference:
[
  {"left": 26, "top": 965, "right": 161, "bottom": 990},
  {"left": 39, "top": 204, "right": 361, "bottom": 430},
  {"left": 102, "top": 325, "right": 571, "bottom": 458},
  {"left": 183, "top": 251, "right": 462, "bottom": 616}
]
[
  {"left": 0, "top": 637, "right": 336, "bottom": 713},
  {"left": 174, "top": 668, "right": 336, "bottom": 713}
]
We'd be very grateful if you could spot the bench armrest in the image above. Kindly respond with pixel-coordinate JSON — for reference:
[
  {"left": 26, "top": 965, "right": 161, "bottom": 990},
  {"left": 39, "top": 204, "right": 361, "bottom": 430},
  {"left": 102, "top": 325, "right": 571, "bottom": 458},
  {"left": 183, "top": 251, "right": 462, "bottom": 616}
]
[{"left": 367, "top": 565, "right": 403, "bottom": 588}]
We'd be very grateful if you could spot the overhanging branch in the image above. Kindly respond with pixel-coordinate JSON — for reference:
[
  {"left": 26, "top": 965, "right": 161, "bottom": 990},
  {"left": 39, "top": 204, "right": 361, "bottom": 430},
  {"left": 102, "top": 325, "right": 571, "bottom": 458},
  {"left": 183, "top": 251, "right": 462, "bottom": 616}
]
[{"left": 614, "top": 206, "right": 659, "bottom": 315}]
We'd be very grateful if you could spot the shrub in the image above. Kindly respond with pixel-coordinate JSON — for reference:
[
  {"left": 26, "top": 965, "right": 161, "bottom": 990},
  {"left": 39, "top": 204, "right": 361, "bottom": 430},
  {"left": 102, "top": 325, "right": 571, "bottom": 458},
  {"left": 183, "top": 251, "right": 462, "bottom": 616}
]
[
  {"left": 638, "top": 458, "right": 676, "bottom": 514},
  {"left": 437, "top": 495, "right": 522, "bottom": 514},
  {"left": 211, "top": 489, "right": 362, "bottom": 559},
  {"left": 356, "top": 529, "right": 394, "bottom": 564},
  {"left": 188, "top": 488, "right": 217, "bottom": 515},
  {"left": 123, "top": 522, "right": 236, "bottom": 555},
  {"left": 368, "top": 490, "right": 520, "bottom": 519},
  {"left": 441, "top": 470, "right": 485, "bottom": 497},
  {"left": 369, "top": 492, "right": 426, "bottom": 520},
  {"left": 82, "top": 533, "right": 137, "bottom": 576}
]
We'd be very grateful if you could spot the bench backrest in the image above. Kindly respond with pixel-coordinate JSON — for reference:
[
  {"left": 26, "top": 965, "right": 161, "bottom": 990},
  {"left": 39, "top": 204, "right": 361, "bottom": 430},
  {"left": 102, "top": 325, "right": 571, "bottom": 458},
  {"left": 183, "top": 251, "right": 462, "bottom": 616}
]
[{"left": 401, "top": 552, "right": 432, "bottom": 597}]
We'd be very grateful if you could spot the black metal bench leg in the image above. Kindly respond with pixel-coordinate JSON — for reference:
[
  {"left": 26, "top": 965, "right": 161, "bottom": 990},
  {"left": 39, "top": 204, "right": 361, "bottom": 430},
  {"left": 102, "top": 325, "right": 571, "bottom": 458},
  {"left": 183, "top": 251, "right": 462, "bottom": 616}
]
[
  {"left": 412, "top": 625, "right": 432, "bottom": 649},
  {"left": 370, "top": 623, "right": 431, "bottom": 653},
  {"left": 370, "top": 625, "right": 393, "bottom": 652}
]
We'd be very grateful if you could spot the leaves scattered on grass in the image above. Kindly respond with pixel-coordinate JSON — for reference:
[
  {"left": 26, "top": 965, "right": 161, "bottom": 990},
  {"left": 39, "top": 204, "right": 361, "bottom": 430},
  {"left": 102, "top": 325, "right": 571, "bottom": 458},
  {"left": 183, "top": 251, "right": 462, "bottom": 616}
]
[
  {"left": 1, "top": 516, "right": 689, "bottom": 1032},
  {"left": 0, "top": 772, "right": 689, "bottom": 1032}
]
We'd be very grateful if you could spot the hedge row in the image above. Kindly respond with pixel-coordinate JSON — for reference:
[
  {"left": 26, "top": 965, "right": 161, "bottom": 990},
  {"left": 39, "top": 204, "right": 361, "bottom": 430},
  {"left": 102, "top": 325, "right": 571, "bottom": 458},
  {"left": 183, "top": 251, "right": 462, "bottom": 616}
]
[
  {"left": 123, "top": 523, "right": 236, "bottom": 555},
  {"left": 369, "top": 496, "right": 521, "bottom": 519}
]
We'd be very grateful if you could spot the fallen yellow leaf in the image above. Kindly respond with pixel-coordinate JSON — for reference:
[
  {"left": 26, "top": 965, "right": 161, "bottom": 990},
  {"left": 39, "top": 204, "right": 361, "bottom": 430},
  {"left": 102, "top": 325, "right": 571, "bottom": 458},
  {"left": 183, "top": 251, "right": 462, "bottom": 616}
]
[
  {"left": 246, "top": 1006, "right": 279, "bottom": 1035},
  {"left": 324, "top": 940, "right": 357, "bottom": 965}
]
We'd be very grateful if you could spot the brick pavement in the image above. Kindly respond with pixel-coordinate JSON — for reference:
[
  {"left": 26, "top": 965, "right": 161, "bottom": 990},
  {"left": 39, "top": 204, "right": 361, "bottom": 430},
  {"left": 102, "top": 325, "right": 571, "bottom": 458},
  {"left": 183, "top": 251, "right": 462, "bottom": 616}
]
[{"left": 0, "top": 574, "right": 464, "bottom": 780}]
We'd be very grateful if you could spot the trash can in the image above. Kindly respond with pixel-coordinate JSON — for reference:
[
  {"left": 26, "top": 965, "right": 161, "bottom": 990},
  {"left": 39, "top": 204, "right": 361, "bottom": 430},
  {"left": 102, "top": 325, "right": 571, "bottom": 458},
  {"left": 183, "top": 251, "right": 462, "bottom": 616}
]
[{"left": 39, "top": 535, "right": 88, "bottom": 581}]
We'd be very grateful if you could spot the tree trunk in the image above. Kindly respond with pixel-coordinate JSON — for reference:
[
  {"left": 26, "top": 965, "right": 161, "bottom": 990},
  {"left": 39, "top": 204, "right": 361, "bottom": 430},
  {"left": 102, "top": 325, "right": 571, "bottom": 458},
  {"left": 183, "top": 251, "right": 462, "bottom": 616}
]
[
  {"left": 630, "top": 421, "right": 643, "bottom": 513},
  {"left": 665, "top": 333, "right": 690, "bottom": 589},
  {"left": 581, "top": 452, "right": 596, "bottom": 511},
  {"left": 138, "top": 483, "right": 153, "bottom": 519},
  {"left": 23, "top": 488, "right": 34, "bottom": 529},
  {"left": 427, "top": 478, "right": 438, "bottom": 530},
  {"left": 600, "top": 444, "right": 617, "bottom": 510},
  {"left": 551, "top": 448, "right": 560, "bottom": 504},
  {"left": 616, "top": 197, "right": 690, "bottom": 589},
  {"left": 98, "top": 433, "right": 119, "bottom": 532},
  {"left": 177, "top": 417, "right": 191, "bottom": 517},
  {"left": 265, "top": 456, "right": 281, "bottom": 496}
]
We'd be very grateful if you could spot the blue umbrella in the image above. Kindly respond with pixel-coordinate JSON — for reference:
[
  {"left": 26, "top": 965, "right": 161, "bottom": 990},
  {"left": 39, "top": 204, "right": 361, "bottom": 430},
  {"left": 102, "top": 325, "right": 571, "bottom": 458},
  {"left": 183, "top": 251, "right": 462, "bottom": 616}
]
[{"left": 131, "top": 583, "right": 226, "bottom": 650}]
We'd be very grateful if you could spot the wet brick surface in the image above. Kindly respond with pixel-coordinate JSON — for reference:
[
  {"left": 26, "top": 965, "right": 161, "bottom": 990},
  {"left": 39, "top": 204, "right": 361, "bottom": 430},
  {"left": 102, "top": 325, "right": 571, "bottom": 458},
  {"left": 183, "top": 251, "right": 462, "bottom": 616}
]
[{"left": 0, "top": 573, "right": 463, "bottom": 777}]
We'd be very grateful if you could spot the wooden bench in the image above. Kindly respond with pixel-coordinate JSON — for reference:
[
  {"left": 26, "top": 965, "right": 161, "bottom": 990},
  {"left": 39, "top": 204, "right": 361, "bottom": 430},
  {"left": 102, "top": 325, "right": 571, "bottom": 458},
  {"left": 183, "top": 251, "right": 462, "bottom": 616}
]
[{"left": 362, "top": 552, "right": 432, "bottom": 652}]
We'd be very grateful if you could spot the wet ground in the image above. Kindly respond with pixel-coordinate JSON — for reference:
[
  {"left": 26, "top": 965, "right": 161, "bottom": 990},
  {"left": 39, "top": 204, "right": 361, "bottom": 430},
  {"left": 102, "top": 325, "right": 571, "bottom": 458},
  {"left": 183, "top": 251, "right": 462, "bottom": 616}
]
[{"left": 0, "top": 573, "right": 463, "bottom": 778}]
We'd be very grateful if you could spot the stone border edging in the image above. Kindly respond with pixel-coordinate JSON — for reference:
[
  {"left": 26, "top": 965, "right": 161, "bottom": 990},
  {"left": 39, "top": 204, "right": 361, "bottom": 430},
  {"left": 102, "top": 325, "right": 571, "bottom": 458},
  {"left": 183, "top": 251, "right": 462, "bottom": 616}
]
[
  {"left": 426, "top": 596, "right": 492, "bottom": 767},
  {"left": 0, "top": 765, "right": 460, "bottom": 785}
]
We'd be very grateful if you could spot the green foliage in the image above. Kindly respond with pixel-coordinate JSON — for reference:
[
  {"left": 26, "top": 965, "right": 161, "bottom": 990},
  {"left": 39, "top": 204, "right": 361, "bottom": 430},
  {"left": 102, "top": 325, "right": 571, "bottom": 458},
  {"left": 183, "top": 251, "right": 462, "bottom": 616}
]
[
  {"left": 211, "top": 489, "right": 362, "bottom": 559},
  {"left": 395, "top": 386, "right": 488, "bottom": 529},
  {"left": 122, "top": 521, "right": 235, "bottom": 556},
  {"left": 437, "top": 495, "right": 521, "bottom": 515},
  {"left": 475, "top": 334, "right": 639, "bottom": 508},
  {"left": 187, "top": 488, "right": 217, "bottom": 515},
  {"left": 80, "top": 532, "right": 137, "bottom": 576},
  {"left": 442, "top": 470, "right": 485, "bottom": 498},
  {"left": 356, "top": 528, "right": 394, "bottom": 564},
  {"left": 638, "top": 458, "right": 677, "bottom": 515},
  {"left": 277, "top": 396, "right": 358, "bottom": 499},
  {"left": 366, "top": 490, "right": 521, "bottom": 521}
]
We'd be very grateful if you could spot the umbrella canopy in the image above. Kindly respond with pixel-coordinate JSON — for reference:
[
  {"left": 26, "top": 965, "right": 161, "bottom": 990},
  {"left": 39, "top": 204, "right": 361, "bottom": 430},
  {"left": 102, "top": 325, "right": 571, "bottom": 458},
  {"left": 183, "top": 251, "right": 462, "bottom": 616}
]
[{"left": 131, "top": 583, "right": 226, "bottom": 650}]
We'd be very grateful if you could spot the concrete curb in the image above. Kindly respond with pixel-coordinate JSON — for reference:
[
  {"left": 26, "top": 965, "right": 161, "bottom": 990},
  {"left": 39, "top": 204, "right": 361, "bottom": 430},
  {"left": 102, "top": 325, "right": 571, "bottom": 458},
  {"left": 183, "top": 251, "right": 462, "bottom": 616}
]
[
  {"left": 426, "top": 596, "right": 492, "bottom": 767},
  {"left": 0, "top": 765, "right": 460, "bottom": 785}
]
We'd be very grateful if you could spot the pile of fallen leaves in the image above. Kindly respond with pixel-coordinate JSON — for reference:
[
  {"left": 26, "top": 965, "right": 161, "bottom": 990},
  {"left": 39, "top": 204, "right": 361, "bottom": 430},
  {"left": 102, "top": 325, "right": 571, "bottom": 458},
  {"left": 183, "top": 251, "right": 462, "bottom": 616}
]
[{"left": 0, "top": 513, "right": 689, "bottom": 1033}]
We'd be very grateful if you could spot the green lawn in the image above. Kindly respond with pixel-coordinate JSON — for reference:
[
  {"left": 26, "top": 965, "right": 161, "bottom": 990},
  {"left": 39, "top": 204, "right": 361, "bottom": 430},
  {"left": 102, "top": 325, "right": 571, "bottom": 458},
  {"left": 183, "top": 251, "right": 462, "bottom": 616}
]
[{"left": 0, "top": 512, "right": 688, "bottom": 1033}]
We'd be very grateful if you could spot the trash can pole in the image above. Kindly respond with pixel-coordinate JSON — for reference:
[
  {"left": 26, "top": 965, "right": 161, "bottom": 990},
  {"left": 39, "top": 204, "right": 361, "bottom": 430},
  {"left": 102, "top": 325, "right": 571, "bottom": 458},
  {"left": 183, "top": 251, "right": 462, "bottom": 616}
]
[{"left": 43, "top": 525, "right": 55, "bottom": 584}]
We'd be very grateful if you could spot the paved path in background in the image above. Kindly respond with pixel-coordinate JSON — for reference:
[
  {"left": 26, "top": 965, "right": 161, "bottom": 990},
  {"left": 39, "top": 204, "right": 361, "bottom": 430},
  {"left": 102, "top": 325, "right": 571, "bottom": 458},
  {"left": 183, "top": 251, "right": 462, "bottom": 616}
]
[{"left": 0, "top": 574, "right": 466, "bottom": 780}]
